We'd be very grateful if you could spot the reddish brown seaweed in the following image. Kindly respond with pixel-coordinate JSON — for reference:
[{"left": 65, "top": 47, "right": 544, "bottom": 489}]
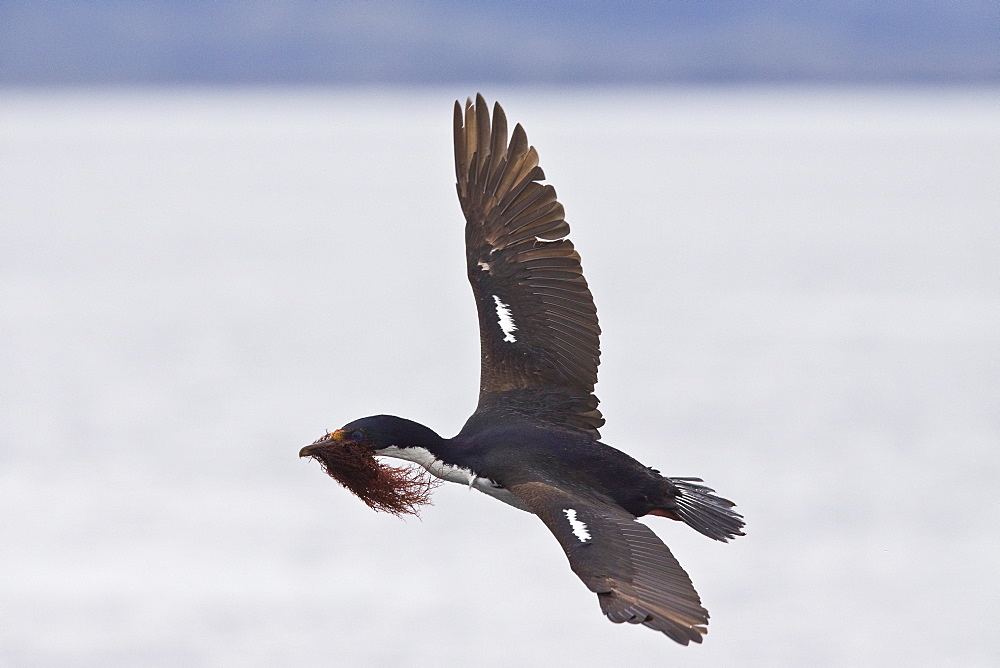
[{"left": 301, "top": 434, "right": 438, "bottom": 517}]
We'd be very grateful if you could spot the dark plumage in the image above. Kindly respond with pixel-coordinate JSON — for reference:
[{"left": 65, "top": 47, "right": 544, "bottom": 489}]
[{"left": 300, "top": 95, "right": 744, "bottom": 645}]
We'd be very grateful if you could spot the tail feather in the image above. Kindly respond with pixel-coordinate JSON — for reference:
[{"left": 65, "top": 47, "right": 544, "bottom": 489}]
[{"left": 669, "top": 477, "right": 745, "bottom": 542}]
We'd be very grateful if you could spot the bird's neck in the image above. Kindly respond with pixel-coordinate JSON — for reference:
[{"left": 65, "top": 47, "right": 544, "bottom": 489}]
[{"left": 375, "top": 415, "right": 446, "bottom": 451}]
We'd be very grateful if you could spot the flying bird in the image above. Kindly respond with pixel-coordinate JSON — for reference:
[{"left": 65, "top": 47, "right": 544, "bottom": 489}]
[{"left": 300, "top": 95, "right": 744, "bottom": 645}]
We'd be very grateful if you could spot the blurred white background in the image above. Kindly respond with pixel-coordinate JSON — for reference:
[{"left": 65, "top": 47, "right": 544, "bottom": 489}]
[{"left": 1, "top": 88, "right": 997, "bottom": 666}]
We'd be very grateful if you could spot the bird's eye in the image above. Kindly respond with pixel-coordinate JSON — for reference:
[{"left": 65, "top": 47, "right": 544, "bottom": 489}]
[{"left": 351, "top": 430, "right": 363, "bottom": 442}]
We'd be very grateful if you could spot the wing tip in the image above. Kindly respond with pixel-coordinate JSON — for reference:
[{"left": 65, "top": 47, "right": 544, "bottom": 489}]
[{"left": 599, "top": 592, "right": 708, "bottom": 645}]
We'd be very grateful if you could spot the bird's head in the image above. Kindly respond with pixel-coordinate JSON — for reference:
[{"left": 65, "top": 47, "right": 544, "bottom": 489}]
[{"left": 299, "top": 416, "right": 439, "bottom": 517}]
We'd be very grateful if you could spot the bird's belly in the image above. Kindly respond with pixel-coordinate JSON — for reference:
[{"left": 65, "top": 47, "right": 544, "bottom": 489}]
[{"left": 470, "top": 477, "right": 531, "bottom": 512}]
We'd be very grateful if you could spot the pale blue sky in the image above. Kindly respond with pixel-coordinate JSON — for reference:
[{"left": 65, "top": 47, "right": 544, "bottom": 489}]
[{"left": 2, "top": 0, "right": 997, "bottom": 85}]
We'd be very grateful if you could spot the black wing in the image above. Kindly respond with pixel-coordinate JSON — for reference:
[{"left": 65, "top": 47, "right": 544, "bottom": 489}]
[
  {"left": 454, "top": 95, "right": 603, "bottom": 436},
  {"left": 509, "top": 480, "right": 710, "bottom": 645}
]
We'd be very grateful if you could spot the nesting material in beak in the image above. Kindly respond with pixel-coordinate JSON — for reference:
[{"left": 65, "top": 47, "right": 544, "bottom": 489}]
[{"left": 300, "top": 435, "right": 438, "bottom": 517}]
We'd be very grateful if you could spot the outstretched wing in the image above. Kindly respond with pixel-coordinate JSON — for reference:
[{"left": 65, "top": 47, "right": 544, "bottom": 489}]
[
  {"left": 509, "top": 480, "right": 710, "bottom": 645},
  {"left": 454, "top": 94, "right": 603, "bottom": 435}
]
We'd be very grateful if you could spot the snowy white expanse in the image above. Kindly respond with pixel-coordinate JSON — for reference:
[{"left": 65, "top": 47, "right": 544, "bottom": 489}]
[{"left": 2, "top": 88, "right": 997, "bottom": 666}]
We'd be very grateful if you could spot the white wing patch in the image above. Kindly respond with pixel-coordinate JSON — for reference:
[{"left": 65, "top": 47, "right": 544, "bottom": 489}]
[
  {"left": 492, "top": 294, "right": 518, "bottom": 343},
  {"left": 563, "top": 508, "right": 592, "bottom": 542}
]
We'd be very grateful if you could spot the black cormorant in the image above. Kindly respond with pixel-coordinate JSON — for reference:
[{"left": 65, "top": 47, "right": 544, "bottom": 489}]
[{"left": 300, "top": 95, "right": 744, "bottom": 645}]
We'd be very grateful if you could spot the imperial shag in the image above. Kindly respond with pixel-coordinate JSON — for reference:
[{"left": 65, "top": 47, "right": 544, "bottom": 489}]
[{"left": 300, "top": 95, "right": 744, "bottom": 645}]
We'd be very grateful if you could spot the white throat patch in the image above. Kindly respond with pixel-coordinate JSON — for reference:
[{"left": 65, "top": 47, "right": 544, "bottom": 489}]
[
  {"left": 563, "top": 508, "right": 592, "bottom": 542},
  {"left": 375, "top": 445, "right": 530, "bottom": 512}
]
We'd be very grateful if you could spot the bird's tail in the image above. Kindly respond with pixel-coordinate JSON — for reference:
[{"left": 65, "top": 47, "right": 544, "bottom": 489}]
[{"left": 668, "top": 477, "right": 745, "bottom": 542}]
